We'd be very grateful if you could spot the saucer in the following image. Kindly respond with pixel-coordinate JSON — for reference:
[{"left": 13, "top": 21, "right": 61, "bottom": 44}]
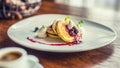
[{"left": 27, "top": 56, "right": 44, "bottom": 68}]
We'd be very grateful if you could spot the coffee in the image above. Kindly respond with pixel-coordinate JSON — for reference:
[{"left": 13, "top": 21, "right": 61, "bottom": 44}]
[{"left": 0, "top": 52, "right": 22, "bottom": 62}]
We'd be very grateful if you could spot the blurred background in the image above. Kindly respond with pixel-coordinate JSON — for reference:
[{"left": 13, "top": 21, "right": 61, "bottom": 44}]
[
  {"left": 55, "top": 0, "right": 120, "bottom": 11},
  {"left": 50, "top": 0, "right": 120, "bottom": 27},
  {"left": 0, "top": 0, "right": 120, "bottom": 27}
]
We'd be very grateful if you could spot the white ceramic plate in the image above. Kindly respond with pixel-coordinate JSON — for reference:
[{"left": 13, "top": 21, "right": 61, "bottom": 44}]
[{"left": 7, "top": 14, "right": 117, "bottom": 52}]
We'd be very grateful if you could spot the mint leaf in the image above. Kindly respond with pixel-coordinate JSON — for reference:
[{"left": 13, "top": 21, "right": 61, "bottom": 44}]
[
  {"left": 78, "top": 20, "right": 84, "bottom": 26},
  {"left": 65, "top": 16, "right": 71, "bottom": 21},
  {"left": 41, "top": 25, "right": 45, "bottom": 29}
]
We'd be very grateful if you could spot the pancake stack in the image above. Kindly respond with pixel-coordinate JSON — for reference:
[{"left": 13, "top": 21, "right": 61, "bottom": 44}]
[{"left": 46, "top": 18, "right": 82, "bottom": 43}]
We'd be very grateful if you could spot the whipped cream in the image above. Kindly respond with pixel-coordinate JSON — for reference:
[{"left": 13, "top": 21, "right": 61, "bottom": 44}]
[
  {"left": 37, "top": 26, "right": 47, "bottom": 38},
  {"left": 68, "top": 20, "right": 74, "bottom": 29}
]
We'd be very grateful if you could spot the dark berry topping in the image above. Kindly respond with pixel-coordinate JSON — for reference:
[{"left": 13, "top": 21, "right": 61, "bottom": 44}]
[
  {"left": 69, "top": 29, "right": 76, "bottom": 36},
  {"left": 33, "top": 27, "right": 39, "bottom": 32},
  {"left": 68, "top": 26, "right": 78, "bottom": 36},
  {"left": 50, "top": 25, "right": 52, "bottom": 28},
  {"left": 72, "top": 26, "right": 78, "bottom": 34},
  {"left": 48, "top": 25, "right": 52, "bottom": 30},
  {"left": 73, "top": 40, "right": 81, "bottom": 44}
]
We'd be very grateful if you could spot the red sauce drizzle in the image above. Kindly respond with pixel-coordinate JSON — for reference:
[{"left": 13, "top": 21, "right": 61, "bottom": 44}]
[{"left": 27, "top": 37, "right": 81, "bottom": 46}]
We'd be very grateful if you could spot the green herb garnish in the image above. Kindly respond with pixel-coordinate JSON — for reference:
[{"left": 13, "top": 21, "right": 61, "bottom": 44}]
[
  {"left": 41, "top": 25, "right": 45, "bottom": 29},
  {"left": 78, "top": 20, "right": 84, "bottom": 26},
  {"left": 65, "top": 16, "right": 71, "bottom": 21}
]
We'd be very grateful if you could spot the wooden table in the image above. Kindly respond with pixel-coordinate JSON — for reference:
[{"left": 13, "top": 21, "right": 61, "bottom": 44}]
[{"left": 0, "top": 1, "right": 120, "bottom": 68}]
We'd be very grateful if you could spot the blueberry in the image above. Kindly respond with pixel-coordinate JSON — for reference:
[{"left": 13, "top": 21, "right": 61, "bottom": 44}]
[
  {"left": 72, "top": 26, "right": 78, "bottom": 34},
  {"left": 73, "top": 41, "right": 81, "bottom": 44},
  {"left": 33, "top": 27, "right": 39, "bottom": 32},
  {"left": 69, "top": 29, "right": 76, "bottom": 36},
  {"left": 68, "top": 26, "right": 78, "bottom": 36}
]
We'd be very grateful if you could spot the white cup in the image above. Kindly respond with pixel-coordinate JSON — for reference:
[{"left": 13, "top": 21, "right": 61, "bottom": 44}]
[{"left": 0, "top": 47, "right": 38, "bottom": 68}]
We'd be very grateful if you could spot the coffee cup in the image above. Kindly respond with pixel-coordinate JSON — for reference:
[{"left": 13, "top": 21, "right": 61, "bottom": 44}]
[{"left": 0, "top": 47, "right": 39, "bottom": 68}]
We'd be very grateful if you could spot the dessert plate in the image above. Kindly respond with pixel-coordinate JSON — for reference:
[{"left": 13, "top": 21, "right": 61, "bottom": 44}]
[{"left": 7, "top": 14, "right": 117, "bottom": 52}]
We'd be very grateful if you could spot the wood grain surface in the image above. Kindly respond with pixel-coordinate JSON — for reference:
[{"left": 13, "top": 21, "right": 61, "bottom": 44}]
[{"left": 0, "top": 1, "right": 120, "bottom": 68}]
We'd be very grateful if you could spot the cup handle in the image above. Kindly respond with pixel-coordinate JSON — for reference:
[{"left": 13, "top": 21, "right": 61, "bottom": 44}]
[{"left": 27, "top": 55, "right": 39, "bottom": 63}]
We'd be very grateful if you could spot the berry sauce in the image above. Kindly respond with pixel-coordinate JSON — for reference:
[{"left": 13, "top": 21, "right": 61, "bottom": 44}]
[
  {"left": 27, "top": 37, "right": 81, "bottom": 46},
  {"left": 48, "top": 25, "right": 52, "bottom": 30},
  {"left": 65, "top": 25, "right": 78, "bottom": 36},
  {"left": 65, "top": 25, "right": 82, "bottom": 42}
]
